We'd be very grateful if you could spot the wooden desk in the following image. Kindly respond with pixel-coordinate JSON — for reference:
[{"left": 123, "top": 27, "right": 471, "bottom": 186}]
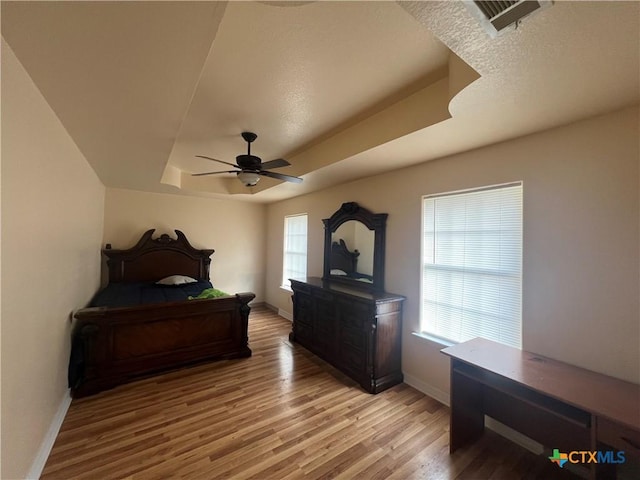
[{"left": 442, "top": 338, "right": 640, "bottom": 479}]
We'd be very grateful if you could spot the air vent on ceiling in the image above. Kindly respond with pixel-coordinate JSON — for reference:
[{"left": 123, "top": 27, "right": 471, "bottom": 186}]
[{"left": 465, "top": 0, "right": 553, "bottom": 37}]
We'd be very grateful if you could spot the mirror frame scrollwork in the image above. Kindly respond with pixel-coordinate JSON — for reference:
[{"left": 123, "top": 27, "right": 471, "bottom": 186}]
[{"left": 322, "top": 202, "right": 387, "bottom": 292}]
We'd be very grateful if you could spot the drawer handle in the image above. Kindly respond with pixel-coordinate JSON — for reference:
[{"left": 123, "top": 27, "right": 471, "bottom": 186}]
[{"left": 621, "top": 436, "right": 640, "bottom": 451}]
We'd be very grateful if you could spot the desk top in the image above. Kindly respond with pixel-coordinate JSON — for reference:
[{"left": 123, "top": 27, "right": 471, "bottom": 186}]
[{"left": 442, "top": 338, "right": 640, "bottom": 431}]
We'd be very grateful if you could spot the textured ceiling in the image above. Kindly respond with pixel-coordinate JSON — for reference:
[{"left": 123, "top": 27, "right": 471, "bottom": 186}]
[{"left": 2, "top": 1, "right": 639, "bottom": 203}]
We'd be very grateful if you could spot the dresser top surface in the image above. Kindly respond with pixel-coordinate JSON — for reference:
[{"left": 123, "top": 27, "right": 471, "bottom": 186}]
[{"left": 290, "top": 277, "right": 405, "bottom": 302}]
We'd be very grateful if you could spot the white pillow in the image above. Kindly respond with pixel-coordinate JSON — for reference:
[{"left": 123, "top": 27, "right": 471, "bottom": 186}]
[
  {"left": 330, "top": 269, "right": 348, "bottom": 276},
  {"left": 156, "top": 275, "right": 198, "bottom": 286}
]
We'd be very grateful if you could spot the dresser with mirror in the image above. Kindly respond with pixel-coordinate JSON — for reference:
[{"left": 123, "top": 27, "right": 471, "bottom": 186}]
[{"left": 289, "top": 202, "right": 405, "bottom": 393}]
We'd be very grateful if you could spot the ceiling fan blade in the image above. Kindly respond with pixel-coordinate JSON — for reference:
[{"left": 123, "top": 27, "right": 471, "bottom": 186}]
[
  {"left": 195, "top": 155, "right": 239, "bottom": 168},
  {"left": 260, "top": 158, "right": 290, "bottom": 170},
  {"left": 191, "top": 170, "right": 237, "bottom": 177},
  {"left": 259, "top": 170, "right": 303, "bottom": 183}
]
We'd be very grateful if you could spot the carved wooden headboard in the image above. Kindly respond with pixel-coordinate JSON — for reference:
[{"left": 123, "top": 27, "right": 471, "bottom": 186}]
[
  {"left": 103, "top": 229, "right": 214, "bottom": 283},
  {"left": 330, "top": 239, "right": 359, "bottom": 275}
]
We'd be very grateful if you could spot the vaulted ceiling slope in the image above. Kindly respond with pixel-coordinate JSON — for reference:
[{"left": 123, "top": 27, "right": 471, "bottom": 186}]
[{"left": 2, "top": 1, "right": 639, "bottom": 203}]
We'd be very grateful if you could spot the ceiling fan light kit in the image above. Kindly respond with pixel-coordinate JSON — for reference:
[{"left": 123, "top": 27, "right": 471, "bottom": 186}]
[
  {"left": 237, "top": 171, "right": 260, "bottom": 186},
  {"left": 194, "top": 131, "right": 303, "bottom": 187}
]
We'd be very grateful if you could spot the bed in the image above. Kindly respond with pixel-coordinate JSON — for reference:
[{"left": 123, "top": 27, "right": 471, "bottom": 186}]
[
  {"left": 69, "top": 229, "right": 255, "bottom": 398},
  {"left": 330, "top": 238, "right": 373, "bottom": 283}
]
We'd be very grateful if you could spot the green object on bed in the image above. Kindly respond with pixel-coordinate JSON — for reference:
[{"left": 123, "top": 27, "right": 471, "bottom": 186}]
[{"left": 188, "top": 288, "right": 229, "bottom": 300}]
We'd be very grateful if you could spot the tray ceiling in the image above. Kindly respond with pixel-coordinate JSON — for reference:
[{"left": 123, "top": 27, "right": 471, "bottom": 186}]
[{"left": 2, "top": 1, "right": 638, "bottom": 203}]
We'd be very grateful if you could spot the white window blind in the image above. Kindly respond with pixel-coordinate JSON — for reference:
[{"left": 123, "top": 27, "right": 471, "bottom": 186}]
[
  {"left": 421, "top": 183, "right": 523, "bottom": 348},
  {"left": 282, "top": 214, "right": 308, "bottom": 289}
]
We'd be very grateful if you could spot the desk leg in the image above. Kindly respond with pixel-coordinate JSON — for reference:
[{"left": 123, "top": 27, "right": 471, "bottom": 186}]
[
  {"left": 450, "top": 363, "right": 485, "bottom": 453},
  {"left": 594, "top": 442, "right": 618, "bottom": 480}
]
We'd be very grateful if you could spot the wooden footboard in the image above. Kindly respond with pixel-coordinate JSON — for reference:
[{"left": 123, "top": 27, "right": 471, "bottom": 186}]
[{"left": 70, "top": 292, "right": 255, "bottom": 398}]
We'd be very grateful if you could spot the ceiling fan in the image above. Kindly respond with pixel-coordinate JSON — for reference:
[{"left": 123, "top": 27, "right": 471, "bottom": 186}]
[{"left": 193, "top": 132, "right": 303, "bottom": 187}]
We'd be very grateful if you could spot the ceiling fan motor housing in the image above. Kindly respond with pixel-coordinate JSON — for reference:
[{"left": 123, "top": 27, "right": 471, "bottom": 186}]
[{"left": 236, "top": 154, "right": 262, "bottom": 170}]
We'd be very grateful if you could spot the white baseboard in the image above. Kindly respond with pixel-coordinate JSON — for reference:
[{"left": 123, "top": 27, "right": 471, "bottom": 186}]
[
  {"left": 402, "top": 374, "right": 542, "bottom": 455},
  {"left": 485, "top": 417, "right": 544, "bottom": 455},
  {"left": 278, "top": 308, "right": 293, "bottom": 322},
  {"left": 27, "top": 390, "right": 72, "bottom": 479},
  {"left": 403, "top": 372, "right": 450, "bottom": 406}
]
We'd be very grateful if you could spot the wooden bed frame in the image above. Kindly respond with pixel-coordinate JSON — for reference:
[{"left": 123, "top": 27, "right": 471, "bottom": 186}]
[
  {"left": 70, "top": 229, "right": 255, "bottom": 398},
  {"left": 330, "top": 238, "right": 360, "bottom": 274}
]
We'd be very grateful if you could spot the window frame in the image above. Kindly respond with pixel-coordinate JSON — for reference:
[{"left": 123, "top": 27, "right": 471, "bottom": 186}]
[
  {"left": 281, "top": 213, "right": 308, "bottom": 290},
  {"left": 419, "top": 182, "right": 523, "bottom": 349}
]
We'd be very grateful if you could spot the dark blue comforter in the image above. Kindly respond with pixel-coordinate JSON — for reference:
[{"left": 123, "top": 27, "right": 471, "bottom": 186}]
[{"left": 89, "top": 280, "right": 213, "bottom": 309}]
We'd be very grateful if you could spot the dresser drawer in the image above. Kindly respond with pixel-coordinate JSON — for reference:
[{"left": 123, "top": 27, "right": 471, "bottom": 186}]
[
  {"left": 598, "top": 417, "right": 640, "bottom": 459},
  {"left": 340, "top": 345, "right": 367, "bottom": 373},
  {"left": 338, "top": 301, "right": 371, "bottom": 329},
  {"left": 341, "top": 328, "right": 367, "bottom": 351},
  {"left": 294, "top": 293, "right": 313, "bottom": 326},
  {"left": 313, "top": 288, "right": 334, "bottom": 302},
  {"left": 295, "top": 321, "right": 314, "bottom": 344},
  {"left": 316, "top": 298, "right": 336, "bottom": 323}
]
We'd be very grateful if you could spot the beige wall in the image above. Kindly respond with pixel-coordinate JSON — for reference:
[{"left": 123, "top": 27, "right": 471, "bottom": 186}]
[
  {"left": 1, "top": 40, "right": 105, "bottom": 479},
  {"left": 103, "top": 188, "right": 266, "bottom": 300},
  {"left": 266, "top": 105, "right": 640, "bottom": 394},
  {"left": 1, "top": 28, "right": 637, "bottom": 476}
]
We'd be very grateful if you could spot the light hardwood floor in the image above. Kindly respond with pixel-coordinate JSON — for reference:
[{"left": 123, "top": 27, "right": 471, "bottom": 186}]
[{"left": 42, "top": 306, "right": 578, "bottom": 479}]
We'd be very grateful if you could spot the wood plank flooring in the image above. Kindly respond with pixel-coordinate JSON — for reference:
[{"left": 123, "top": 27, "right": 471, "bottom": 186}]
[{"left": 42, "top": 306, "right": 579, "bottom": 479}]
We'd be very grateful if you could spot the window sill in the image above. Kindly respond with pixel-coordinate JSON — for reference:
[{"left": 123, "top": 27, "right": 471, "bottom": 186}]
[
  {"left": 411, "top": 331, "right": 456, "bottom": 348},
  {"left": 280, "top": 285, "right": 293, "bottom": 293}
]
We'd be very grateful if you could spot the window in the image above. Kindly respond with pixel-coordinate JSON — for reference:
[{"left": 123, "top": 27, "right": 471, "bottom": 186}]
[
  {"left": 421, "top": 183, "right": 523, "bottom": 348},
  {"left": 282, "top": 214, "right": 308, "bottom": 289}
]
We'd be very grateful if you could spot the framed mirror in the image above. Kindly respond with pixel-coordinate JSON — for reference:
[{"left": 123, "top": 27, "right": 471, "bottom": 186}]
[{"left": 322, "top": 202, "right": 387, "bottom": 292}]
